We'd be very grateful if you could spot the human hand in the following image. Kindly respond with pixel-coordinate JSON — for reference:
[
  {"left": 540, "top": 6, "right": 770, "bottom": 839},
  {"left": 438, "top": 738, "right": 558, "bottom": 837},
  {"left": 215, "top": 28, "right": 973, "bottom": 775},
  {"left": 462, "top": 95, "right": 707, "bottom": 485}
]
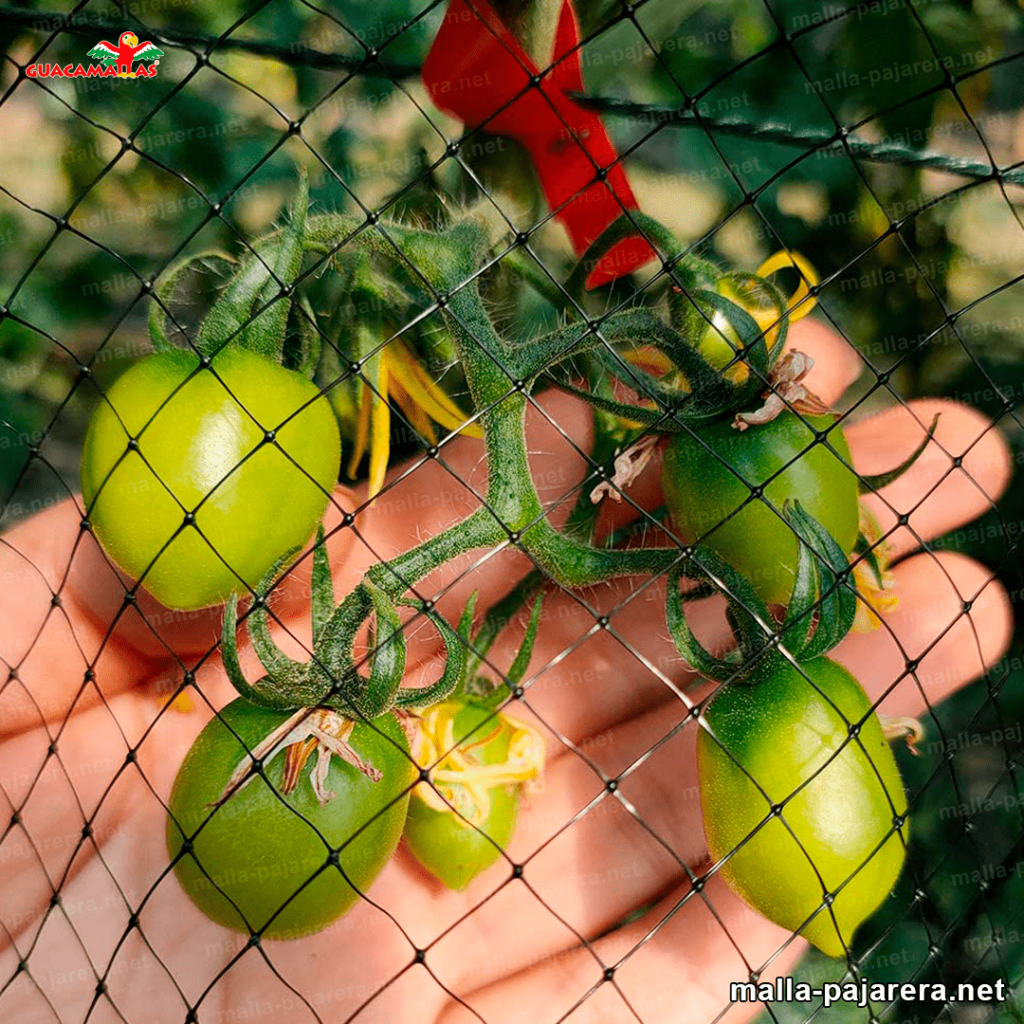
[{"left": 0, "top": 321, "right": 1012, "bottom": 1023}]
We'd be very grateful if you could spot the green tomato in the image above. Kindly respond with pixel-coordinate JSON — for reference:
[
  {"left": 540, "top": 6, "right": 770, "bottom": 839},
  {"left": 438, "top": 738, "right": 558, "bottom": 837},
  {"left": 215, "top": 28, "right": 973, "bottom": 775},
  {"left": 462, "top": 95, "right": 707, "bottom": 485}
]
[
  {"left": 662, "top": 412, "right": 859, "bottom": 605},
  {"left": 404, "top": 699, "right": 542, "bottom": 890},
  {"left": 166, "top": 699, "right": 414, "bottom": 939},
  {"left": 81, "top": 347, "right": 340, "bottom": 611},
  {"left": 698, "top": 656, "right": 908, "bottom": 958}
]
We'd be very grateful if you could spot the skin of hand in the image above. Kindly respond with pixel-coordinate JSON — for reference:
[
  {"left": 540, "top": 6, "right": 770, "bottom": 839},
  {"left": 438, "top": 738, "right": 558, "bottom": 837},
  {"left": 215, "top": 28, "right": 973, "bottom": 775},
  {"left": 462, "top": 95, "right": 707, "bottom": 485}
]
[{"left": 0, "top": 321, "right": 1013, "bottom": 1024}]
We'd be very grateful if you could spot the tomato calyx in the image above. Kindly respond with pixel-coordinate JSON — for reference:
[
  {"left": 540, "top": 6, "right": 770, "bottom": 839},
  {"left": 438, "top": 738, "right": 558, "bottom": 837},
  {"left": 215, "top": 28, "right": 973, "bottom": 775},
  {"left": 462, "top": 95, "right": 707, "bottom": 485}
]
[
  {"left": 666, "top": 501, "right": 858, "bottom": 681},
  {"left": 214, "top": 707, "right": 383, "bottom": 810},
  {"left": 220, "top": 527, "right": 474, "bottom": 720},
  {"left": 548, "top": 217, "right": 829, "bottom": 431},
  {"left": 150, "top": 173, "right": 314, "bottom": 373}
]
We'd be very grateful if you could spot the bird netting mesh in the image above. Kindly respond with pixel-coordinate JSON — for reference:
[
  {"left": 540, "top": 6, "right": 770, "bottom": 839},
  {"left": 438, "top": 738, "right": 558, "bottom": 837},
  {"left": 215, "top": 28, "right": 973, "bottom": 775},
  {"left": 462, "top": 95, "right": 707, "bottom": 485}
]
[{"left": 0, "top": 1, "right": 1023, "bottom": 1023}]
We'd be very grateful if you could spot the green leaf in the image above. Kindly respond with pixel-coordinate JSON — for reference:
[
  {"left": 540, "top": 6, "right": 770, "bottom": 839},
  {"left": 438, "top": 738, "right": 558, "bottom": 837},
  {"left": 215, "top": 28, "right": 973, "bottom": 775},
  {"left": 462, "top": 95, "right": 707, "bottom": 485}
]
[
  {"left": 858, "top": 414, "right": 940, "bottom": 493},
  {"left": 289, "top": 295, "right": 322, "bottom": 379}
]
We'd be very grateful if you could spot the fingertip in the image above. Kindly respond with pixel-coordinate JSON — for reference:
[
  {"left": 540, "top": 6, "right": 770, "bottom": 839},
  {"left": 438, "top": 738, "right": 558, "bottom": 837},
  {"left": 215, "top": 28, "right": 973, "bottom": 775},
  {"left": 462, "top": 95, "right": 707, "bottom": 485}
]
[
  {"left": 836, "top": 551, "right": 1013, "bottom": 718},
  {"left": 851, "top": 398, "right": 1013, "bottom": 559}
]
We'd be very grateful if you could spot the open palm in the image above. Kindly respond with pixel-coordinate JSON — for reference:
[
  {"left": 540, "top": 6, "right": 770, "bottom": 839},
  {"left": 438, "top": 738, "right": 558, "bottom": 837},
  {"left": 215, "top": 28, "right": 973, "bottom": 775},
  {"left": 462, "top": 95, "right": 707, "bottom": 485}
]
[{"left": 0, "top": 322, "right": 1012, "bottom": 1024}]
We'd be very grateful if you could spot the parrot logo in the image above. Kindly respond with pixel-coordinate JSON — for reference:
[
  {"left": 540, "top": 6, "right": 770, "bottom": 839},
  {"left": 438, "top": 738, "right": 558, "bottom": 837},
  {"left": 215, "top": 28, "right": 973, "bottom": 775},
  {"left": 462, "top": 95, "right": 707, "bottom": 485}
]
[{"left": 86, "top": 32, "right": 164, "bottom": 79}]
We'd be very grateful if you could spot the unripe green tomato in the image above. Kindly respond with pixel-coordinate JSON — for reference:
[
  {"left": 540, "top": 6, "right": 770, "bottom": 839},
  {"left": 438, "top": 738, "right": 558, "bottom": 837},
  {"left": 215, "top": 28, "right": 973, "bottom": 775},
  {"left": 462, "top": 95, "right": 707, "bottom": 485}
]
[
  {"left": 662, "top": 412, "right": 859, "bottom": 605},
  {"left": 697, "top": 656, "right": 908, "bottom": 958},
  {"left": 81, "top": 347, "right": 340, "bottom": 611},
  {"left": 404, "top": 700, "right": 541, "bottom": 890},
  {"left": 167, "top": 700, "right": 413, "bottom": 939}
]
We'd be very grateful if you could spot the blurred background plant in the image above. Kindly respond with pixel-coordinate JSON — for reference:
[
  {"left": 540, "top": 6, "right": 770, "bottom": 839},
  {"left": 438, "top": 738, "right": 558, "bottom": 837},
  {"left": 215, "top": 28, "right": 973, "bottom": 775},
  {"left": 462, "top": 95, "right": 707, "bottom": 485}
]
[{"left": 2, "top": 0, "right": 1024, "bottom": 1020}]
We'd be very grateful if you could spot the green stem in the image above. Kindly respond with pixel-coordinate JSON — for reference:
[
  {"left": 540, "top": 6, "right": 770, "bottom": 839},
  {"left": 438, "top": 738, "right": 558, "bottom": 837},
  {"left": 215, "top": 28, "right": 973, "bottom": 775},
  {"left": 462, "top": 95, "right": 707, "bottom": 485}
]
[
  {"left": 367, "top": 505, "right": 505, "bottom": 600},
  {"left": 308, "top": 211, "right": 684, "bottom": 610}
]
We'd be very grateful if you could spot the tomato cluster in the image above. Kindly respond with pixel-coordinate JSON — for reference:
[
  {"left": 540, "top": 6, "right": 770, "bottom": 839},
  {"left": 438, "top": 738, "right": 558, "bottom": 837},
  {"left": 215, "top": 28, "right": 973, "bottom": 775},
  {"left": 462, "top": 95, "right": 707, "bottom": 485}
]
[{"left": 80, "top": 200, "right": 920, "bottom": 956}]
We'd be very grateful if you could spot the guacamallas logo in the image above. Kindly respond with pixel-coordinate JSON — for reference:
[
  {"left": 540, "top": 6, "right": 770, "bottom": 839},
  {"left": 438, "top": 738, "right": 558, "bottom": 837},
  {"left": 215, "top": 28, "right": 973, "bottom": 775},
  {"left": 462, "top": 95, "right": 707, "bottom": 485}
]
[{"left": 26, "top": 32, "right": 164, "bottom": 80}]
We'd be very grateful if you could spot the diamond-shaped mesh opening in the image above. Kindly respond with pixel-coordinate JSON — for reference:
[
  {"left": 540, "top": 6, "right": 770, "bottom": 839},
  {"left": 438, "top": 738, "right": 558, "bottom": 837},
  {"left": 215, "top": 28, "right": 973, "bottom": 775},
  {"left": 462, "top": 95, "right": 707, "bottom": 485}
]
[{"left": 2, "top": 1, "right": 1024, "bottom": 1022}]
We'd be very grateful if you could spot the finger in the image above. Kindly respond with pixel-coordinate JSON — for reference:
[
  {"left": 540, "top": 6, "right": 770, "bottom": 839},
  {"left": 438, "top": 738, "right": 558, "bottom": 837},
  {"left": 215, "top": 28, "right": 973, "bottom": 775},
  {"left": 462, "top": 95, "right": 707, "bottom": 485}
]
[
  {"left": 0, "top": 488, "right": 359, "bottom": 735},
  {"left": 0, "top": 500, "right": 157, "bottom": 738},
  {"left": 849, "top": 399, "right": 1011, "bottom": 561},
  {"left": 834, "top": 550, "right": 1012, "bottom": 719},
  {"left": 421, "top": 692, "right": 703, "bottom": 990},
  {"left": 0, "top": 694, "right": 440, "bottom": 1024},
  {"left": 0, "top": 658, "right": 241, "bottom": 954},
  {"left": 435, "top": 875, "right": 798, "bottom": 1024}
]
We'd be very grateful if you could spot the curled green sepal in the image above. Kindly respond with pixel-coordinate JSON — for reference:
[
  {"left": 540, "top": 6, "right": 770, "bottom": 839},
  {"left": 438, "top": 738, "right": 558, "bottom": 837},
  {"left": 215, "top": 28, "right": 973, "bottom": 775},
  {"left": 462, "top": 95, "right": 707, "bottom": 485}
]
[
  {"left": 218, "top": 528, "right": 412, "bottom": 719},
  {"left": 564, "top": 211, "right": 708, "bottom": 300},
  {"left": 507, "top": 594, "right": 543, "bottom": 687},
  {"left": 148, "top": 250, "right": 233, "bottom": 353},
  {"left": 221, "top": 598, "right": 314, "bottom": 710},
  {"left": 288, "top": 295, "right": 323, "bottom": 378},
  {"left": 857, "top": 414, "right": 940, "bottom": 494},
  {"left": 219, "top": 546, "right": 332, "bottom": 709},
  {"left": 220, "top": 592, "right": 296, "bottom": 708},
  {"left": 196, "top": 172, "right": 310, "bottom": 362},
  {"left": 471, "top": 592, "right": 547, "bottom": 711},
  {"left": 351, "top": 579, "right": 407, "bottom": 720},
  {"left": 392, "top": 598, "right": 469, "bottom": 709},
  {"left": 781, "top": 501, "right": 857, "bottom": 661},
  {"left": 693, "top": 288, "right": 774, "bottom": 385},
  {"left": 665, "top": 549, "right": 775, "bottom": 681},
  {"left": 310, "top": 525, "right": 334, "bottom": 644}
]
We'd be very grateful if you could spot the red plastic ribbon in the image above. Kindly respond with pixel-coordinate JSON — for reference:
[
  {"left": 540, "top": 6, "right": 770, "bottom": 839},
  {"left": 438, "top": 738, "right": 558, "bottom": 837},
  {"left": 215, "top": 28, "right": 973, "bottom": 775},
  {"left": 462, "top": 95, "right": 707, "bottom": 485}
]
[{"left": 423, "top": 0, "right": 656, "bottom": 288}]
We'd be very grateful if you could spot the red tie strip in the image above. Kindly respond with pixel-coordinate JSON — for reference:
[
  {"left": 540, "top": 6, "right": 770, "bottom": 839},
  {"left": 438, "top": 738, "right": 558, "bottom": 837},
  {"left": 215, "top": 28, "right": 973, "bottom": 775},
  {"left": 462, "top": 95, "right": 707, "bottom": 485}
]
[{"left": 423, "top": 0, "right": 657, "bottom": 288}]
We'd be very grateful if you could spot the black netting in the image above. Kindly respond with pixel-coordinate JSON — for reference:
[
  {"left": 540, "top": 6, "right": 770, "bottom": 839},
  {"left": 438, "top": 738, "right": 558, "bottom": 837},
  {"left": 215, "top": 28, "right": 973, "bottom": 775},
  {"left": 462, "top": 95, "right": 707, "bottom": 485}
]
[{"left": 1, "top": 1, "right": 1023, "bottom": 1022}]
